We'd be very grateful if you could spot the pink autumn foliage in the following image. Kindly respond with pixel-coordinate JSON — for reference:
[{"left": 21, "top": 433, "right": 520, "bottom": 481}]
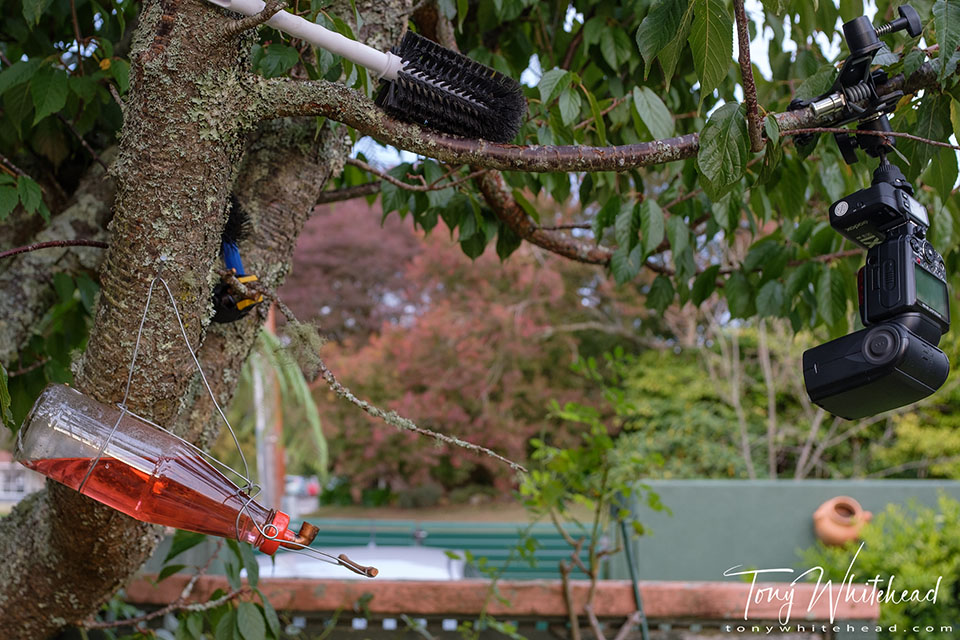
[{"left": 314, "top": 246, "right": 600, "bottom": 495}]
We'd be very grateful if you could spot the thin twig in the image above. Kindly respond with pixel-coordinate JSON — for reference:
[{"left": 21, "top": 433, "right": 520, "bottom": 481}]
[
  {"left": 346, "top": 157, "right": 487, "bottom": 192},
  {"left": 612, "top": 612, "right": 643, "bottom": 640},
  {"left": 108, "top": 83, "right": 125, "bottom": 112},
  {"left": 315, "top": 357, "right": 528, "bottom": 473},
  {"left": 86, "top": 540, "right": 236, "bottom": 630},
  {"left": 733, "top": 0, "right": 763, "bottom": 152},
  {"left": 69, "top": 0, "right": 84, "bottom": 75},
  {"left": 867, "top": 455, "right": 960, "bottom": 478},
  {"left": 573, "top": 97, "right": 625, "bottom": 131},
  {"left": 220, "top": 0, "right": 286, "bottom": 38},
  {"left": 0, "top": 152, "right": 29, "bottom": 179},
  {"left": 0, "top": 240, "right": 109, "bottom": 261},
  {"left": 538, "top": 222, "right": 592, "bottom": 231},
  {"left": 57, "top": 113, "right": 108, "bottom": 171},
  {"left": 218, "top": 272, "right": 528, "bottom": 473},
  {"left": 315, "top": 182, "right": 381, "bottom": 205},
  {"left": 8, "top": 358, "right": 49, "bottom": 378},
  {"left": 584, "top": 603, "right": 607, "bottom": 640},
  {"left": 787, "top": 127, "right": 960, "bottom": 151}
]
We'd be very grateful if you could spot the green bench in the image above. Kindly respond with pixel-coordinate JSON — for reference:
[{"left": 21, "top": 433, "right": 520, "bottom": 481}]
[{"left": 303, "top": 518, "right": 594, "bottom": 580}]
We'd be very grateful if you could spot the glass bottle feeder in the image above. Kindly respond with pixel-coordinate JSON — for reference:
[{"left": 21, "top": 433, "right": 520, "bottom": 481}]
[{"left": 16, "top": 384, "right": 376, "bottom": 576}]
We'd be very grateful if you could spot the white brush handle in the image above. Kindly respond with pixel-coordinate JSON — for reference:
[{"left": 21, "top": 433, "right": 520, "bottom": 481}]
[{"left": 207, "top": 0, "right": 403, "bottom": 80}]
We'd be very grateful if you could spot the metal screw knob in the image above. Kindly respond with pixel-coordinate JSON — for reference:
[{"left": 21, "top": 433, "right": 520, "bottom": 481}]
[{"left": 875, "top": 5, "right": 922, "bottom": 38}]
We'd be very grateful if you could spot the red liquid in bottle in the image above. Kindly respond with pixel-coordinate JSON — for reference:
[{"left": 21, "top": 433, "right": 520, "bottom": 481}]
[{"left": 26, "top": 456, "right": 274, "bottom": 547}]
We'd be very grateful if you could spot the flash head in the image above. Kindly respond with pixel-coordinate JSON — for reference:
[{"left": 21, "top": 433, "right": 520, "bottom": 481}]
[{"left": 803, "top": 316, "right": 950, "bottom": 420}]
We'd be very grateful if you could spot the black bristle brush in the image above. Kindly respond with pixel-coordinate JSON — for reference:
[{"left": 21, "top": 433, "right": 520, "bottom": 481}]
[
  {"left": 207, "top": 0, "right": 526, "bottom": 142},
  {"left": 374, "top": 32, "right": 526, "bottom": 143}
]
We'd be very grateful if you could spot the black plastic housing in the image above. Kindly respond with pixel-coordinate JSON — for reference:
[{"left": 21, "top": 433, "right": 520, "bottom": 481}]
[
  {"left": 829, "top": 182, "right": 929, "bottom": 249},
  {"left": 859, "top": 229, "right": 950, "bottom": 334},
  {"left": 802, "top": 318, "right": 950, "bottom": 420}
]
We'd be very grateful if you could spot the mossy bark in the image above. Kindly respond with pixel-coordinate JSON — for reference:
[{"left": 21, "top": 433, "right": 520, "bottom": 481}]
[{"left": 0, "top": 0, "right": 407, "bottom": 635}]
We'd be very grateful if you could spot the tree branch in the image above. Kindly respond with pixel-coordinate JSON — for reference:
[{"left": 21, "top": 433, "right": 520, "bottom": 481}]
[
  {"left": 0, "top": 239, "right": 109, "bottom": 261},
  {"left": 474, "top": 170, "right": 613, "bottom": 264},
  {"left": 733, "top": 0, "right": 763, "bottom": 152},
  {"left": 315, "top": 182, "right": 381, "bottom": 204},
  {"left": 256, "top": 61, "right": 946, "bottom": 173},
  {"left": 57, "top": 113, "right": 109, "bottom": 171},
  {"left": 786, "top": 127, "right": 960, "bottom": 151},
  {"left": 258, "top": 76, "right": 700, "bottom": 171},
  {"left": 345, "top": 157, "right": 487, "bottom": 192}
]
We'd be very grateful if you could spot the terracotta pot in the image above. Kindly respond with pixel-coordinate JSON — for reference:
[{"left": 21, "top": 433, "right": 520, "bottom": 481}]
[{"left": 813, "top": 496, "right": 872, "bottom": 546}]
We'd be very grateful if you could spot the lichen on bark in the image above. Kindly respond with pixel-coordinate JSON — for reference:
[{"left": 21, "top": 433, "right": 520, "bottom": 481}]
[{"left": 0, "top": 0, "right": 402, "bottom": 634}]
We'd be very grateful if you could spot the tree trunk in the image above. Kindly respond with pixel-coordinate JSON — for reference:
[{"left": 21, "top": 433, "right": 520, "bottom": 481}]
[{"left": 0, "top": 0, "right": 406, "bottom": 634}]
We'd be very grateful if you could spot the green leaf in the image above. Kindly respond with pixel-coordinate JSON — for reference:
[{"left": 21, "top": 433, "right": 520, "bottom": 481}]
[
  {"left": 163, "top": 530, "right": 207, "bottom": 563},
  {"left": 756, "top": 280, "right": 785, "bottom": 317},
  {"left": 257, "top": 44, "right": 300, "bottom": 78},
  {"left": 817, "top": 266, "right": 847, "bottom": 327},
  {"left": 157, "top": 564, "right": 186, "bottom": 582},
  {"left": 583, "top": 86, "right": 607, "bottom": 145},
  {"left": 691, "top": 264, "right": 721, "bottom": 305},
  {"left": 239, "top": 542, "right": 259, "bottom": 588},
  {"left": 538, "top": 68, "right": 571, "bottom": 104},
  {"left": 615, "top": 201, "right": 638, "bottom": 249},
  {"left": 934, "top": 0, "right": 960, "bottom": 84},
  {"left": 22, "top": 0, "right": 55, "bottom": 26},
  {"left": 689, "top": 0, "right": 733, "bottom": 103},
  {"left": 646, "top": 274, "right": 675, "bottom": 313},
  {"left": 0, "top": 187, "right": 18, "bottom": 220},
  {"left": 696, "top": 102, "right": 748, "bottom": 200},
  {"left": 592, "top": 196, "right": 620, "bottom": 241},
  {"left": 632, "top": 86, "right": 674, "bottom": 140},
  {"left": 110, "top": 59, "right": 131, "bottom": 94},
  {"left": 658, "top": 3, "right": 695, "bottom": 88},
  {"left": 31, "top": 66, "right": 68, "bottom": 124},
  {"left": 5, "top": 83, "right": 34, "bottom": 138},
  {"left": 460, "top": 230, "right": 487, "bottom": 259},
  {"left": 639, "top": 199, "right": 665, "bottom": 255},
  {"left": 583, "top": 16, "right": 605, "bottom": 47},
  {"left": 725, "top": 271, "right": 754, "bottom": 318},
  {"left": 761, "top": 0, "right": 786, "bottom": 15},
  {"left": 636, "top": 0, "right": 690, "bottom": 75},
  {"left": 53, "top": 272, "right": 74, "bottom": 303},
  {"left": 457, "top": 0, "right": 468, "bottom": 29},
  {"left": 786, "top": 262, "right": 816, "bottom": 298},
  {"left": 16, "top": 176, "right": 42, "bottom": 215},
  {"left": 558, "top": 89, "right": 582, "bottom": 126},
  {"left": 1, "top": 362, "right": 13, "bottom": 430},
  {"left": 665, "top": 215, "right": 689, "bottom": 258},
  {"left": 496, "top": 223, "right": 522, "bottom": 260},
  {"left": 599, "top": 30, "right": 619, "bottom": 69},
  {"left": 237, "top": 601, "right": 266, "bottom": 640},
  {"left": 900, "top": 94, "right": 951, "bottom": 180},
  {"left": 794, "top": 64, "right": 837, "bottom": 100},
  {"left": 922, "top": 145, "right": 959, "bottom": 202},
  {"left": 611, "top": 245, "right": 644, "bottom": 283},
  {"left": 0, "top": 59, "right": 42, "bottom": 96},
  {"left": 215, "top": 609, "right": 237, "bottom": 640},
  {"left": 258, "top": 592, "right": 281, "bottom": 639},
  {"left": 764, "top": 115, "right": 779, "bottom": 145}
]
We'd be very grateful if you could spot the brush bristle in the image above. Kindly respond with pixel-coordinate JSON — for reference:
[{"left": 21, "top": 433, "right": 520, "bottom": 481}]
[
  {"left": 222, "top": 195, "right": 252, "bottom": 246},
  {"left": 375, "top": 32, "right": 526, "bottom": 143}
]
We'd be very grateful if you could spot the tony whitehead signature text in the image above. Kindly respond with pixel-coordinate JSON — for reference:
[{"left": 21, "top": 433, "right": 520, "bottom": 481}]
[{"left": 723, "top": 542, "right": 941, "bottom": 624}]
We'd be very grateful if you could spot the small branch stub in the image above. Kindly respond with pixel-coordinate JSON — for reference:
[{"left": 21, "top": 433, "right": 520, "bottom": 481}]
[{"left": 219, "top": 0, "right": 286, "bottom": 38}]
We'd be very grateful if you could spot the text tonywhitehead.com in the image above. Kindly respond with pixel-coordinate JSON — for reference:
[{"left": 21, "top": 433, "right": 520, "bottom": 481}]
[{"left": 721, "top": 624, "right": 954, "bottom": 635}]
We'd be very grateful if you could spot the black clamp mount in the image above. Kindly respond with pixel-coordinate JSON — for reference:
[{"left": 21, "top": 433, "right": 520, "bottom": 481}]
[{"left": 788, "top": 5, "right": 921, "bottom": 164}]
